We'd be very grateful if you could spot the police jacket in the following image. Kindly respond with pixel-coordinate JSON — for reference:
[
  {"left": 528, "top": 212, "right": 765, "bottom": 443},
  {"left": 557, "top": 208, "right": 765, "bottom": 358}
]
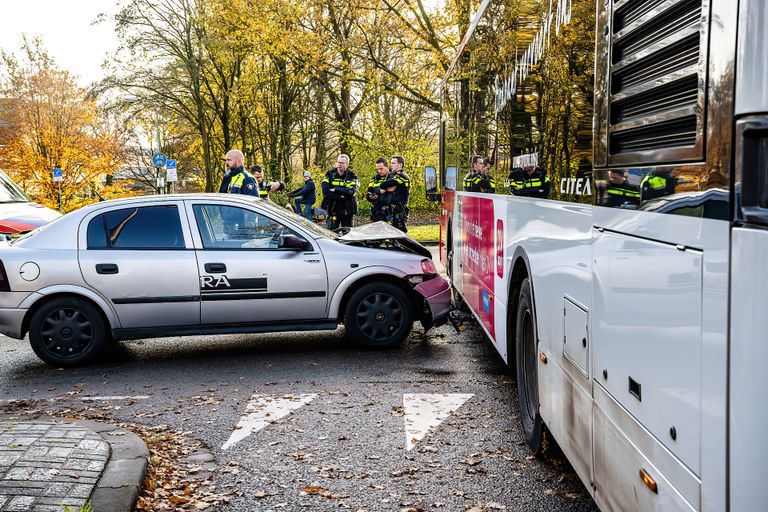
[
  {"left": 507, "top": 168, "right": 550, "bottom": 198},
  {"left": 219, "top": 167, "right": 258, "bottom": 196},
  {"left": 288, "top": 179, "right": 316, "bottom": 204},
  {"left": 463, "top": 172, "right": 496, "bottom": 193},
  {"left": 640, "top": 174, "right": 675, "bottom": 202},
  {"left": 381, "top": 171, "right": 411, "bottom": 206},
  {"left": 603, "top": 181, "right": 640, "bottom": 207},
  {"left": 256, "top": 179, "right": 285, "bottom": 199},
  {"left": 367, "top": 173, "right": 392, "bottom": 211},
  {"left": 321, "top": 168, "right": 359, "bottom": 211}
]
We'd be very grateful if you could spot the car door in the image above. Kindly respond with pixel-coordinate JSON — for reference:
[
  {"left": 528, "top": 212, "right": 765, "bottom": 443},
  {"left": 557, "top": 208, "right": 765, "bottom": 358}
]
[
  {"left": 185, "top": 200, "right": 328, "bottom": 325},
  {"left": 78, "top": 202, "right": 201, "bottom": 328}
]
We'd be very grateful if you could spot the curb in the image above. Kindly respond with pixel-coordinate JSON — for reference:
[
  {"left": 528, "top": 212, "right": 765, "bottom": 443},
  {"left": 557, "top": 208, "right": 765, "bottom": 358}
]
[{"left": 65, "top": 419, "right": 149, "bottom": 512}]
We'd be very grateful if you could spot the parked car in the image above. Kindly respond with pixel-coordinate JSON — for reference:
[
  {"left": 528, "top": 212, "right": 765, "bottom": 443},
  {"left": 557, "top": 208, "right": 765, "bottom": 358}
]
[
  {"left": 0, "top": 194, "right": 451, "bottom": 366},
  {"left": 0, "top": 170, "right": 60, "bottom": 237}
]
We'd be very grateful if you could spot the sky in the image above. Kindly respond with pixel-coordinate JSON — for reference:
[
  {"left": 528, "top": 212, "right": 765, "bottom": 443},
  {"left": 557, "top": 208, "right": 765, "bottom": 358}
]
[{"left": 0, "top": 0, "right": 120, "bottom": 86}]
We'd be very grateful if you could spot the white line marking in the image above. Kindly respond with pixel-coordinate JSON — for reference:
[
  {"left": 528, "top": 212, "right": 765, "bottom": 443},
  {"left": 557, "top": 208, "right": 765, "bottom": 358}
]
[
  {"left": 222, "top": 394, "right": 317, "bottom": 450},
  {"left": 403, "top": 393, "right": 473, "bottom": 450}
]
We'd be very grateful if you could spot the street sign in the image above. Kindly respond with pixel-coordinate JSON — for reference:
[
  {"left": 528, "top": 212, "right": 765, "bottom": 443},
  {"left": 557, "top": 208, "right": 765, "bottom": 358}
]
[
  {"left": 52, "top": 167, "right": 63, "bottom": 182},
  {"left": 166, "top": 159, "right": 178, "bottom": 182},
  {"left": 152, "top": 152, "right": 167, "bottom": 168}
]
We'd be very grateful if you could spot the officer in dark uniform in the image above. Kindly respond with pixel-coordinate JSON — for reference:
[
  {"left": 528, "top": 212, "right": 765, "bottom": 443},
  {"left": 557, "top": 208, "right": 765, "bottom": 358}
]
[
  {"left": 321, "top": 154, "right": 359, "bottom": 229},
  {"left": 367, "top": 157, "right": 392, "bottom": 222},
  {"left": 249, "top": 164, "right": 285, "bottom": 199},
  {"left": 463, "top": 155, "right": 496, "bottom": 193},
  {"left": 382, "top": 155, "right": 410, "bottom": 232},
  {"left": 507, "top": 163, "right": 551, "bottom": 198},
  {"left": 219, "top": 149, "right": 258, "bottom": 196},
  {"left": 599, "top": 170, "right": 640, "bottom": 207}
]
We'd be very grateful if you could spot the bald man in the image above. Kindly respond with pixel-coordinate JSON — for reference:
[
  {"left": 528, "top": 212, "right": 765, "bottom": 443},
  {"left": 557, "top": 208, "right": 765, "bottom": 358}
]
[{"left": 219, "top": 149, "right": 258, "bottom": 196}]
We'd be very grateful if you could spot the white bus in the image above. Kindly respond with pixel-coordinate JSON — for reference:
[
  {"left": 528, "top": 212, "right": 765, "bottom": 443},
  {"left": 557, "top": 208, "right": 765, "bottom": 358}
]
[{"left": 426, "top": 0, "right": 766, "bottom": 510}]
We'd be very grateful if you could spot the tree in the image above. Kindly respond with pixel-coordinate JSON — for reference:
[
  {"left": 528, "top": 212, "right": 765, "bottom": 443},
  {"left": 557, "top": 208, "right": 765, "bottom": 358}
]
[{"left": 0, "top": 40, "right": 134, "bottom": 212}]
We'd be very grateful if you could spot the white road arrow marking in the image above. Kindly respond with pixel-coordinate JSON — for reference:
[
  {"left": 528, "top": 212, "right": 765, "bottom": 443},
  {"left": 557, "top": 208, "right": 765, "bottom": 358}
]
[
  {"left": 222, "top": 394, "right": 317, "bottom": 450},
  {"left": 403, "top": 393, "right": 473, "bottom": 450}
]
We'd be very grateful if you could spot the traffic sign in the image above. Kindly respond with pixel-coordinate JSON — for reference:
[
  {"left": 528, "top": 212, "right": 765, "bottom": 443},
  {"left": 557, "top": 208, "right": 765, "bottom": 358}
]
[
  {"left": 166, "top": 159, "right": 178, "bottom": 182},
  {"left": 152, "top": 152, "right": 167, "bottom": 168},
  {"left": 52, "top": 167, "right": 63, "bottom": 182}
]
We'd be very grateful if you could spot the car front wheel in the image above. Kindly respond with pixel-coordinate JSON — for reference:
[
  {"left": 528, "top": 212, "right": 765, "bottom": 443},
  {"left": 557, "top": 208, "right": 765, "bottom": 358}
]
[
  {"left": 344, "top": 282, "right": 414, "bottom": 349},
  {"left": 29, "top": 297, "right": 108, "bottom": 367}
]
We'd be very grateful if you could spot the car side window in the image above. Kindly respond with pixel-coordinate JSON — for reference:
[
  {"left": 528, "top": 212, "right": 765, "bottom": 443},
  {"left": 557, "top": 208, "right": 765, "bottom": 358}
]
[
  {"left": 86, "top": 206, "right": 185, "bottom": 250},
  {"left": 193, "top": 204, "right": 295, "bottom": 249}
]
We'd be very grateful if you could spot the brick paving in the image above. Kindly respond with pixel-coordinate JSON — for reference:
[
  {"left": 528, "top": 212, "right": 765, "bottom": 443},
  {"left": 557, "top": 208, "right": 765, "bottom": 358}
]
[{"left": 0, "top": 423, "right": 109, "bottom": 511}]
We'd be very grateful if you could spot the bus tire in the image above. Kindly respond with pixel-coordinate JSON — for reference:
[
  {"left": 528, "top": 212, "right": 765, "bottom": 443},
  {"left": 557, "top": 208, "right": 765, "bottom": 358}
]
[{"left": 515, "top": 277, "right": 546, "bottom": 455}]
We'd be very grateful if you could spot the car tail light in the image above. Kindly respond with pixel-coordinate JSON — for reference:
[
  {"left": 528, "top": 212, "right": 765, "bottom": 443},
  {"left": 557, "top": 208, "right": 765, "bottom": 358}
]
[
  {"left": 0, "top": 260, "right": 10, "bottom": 292},
  {"left": 421, "top": 258, "right": 437, "bottom": 276}
]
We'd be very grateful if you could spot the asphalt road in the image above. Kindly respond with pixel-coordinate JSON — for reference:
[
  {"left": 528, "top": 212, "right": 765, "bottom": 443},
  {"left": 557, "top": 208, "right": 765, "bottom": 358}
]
[{"left": 0, "top": 316, "right": 598, "bottom": 512}]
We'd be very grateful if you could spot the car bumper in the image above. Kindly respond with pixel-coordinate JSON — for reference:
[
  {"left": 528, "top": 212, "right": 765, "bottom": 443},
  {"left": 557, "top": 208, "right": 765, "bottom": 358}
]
[
  {"left": 0, "top": 308, "right": 27, "bottom": 339},
  {"left": 413, "top": 276, "right": 452, "bottom": 330}
]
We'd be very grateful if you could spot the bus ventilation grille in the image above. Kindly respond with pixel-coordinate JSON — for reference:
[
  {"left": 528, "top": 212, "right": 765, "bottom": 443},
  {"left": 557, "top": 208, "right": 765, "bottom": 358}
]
[{"left": 608, "top": 0, "right": 704, "bottom": 163}]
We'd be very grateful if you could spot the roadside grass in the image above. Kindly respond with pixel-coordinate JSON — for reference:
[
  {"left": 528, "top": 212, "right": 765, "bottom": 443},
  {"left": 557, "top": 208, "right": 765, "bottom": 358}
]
[{"left": 408, "top": 224, "right": 439, "bottom": 242}]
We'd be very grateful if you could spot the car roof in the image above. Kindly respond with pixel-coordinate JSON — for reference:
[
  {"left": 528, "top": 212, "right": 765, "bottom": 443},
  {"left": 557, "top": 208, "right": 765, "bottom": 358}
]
[{"left": 79, "top": 193, "right": 260, "bottom": 212}]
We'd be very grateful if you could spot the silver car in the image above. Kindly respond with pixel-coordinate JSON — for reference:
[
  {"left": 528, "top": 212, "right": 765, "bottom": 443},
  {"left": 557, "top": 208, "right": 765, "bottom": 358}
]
[{"left": 0, "top": 194, "right": 451, "bottom": 367}]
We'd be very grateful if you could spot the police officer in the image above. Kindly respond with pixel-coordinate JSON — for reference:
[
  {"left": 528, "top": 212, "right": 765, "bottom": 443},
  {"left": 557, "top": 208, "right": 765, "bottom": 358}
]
[
  {"left": 640, "top": 172, "right": 676, "bottom": 202},
  {"left": 383, "top": 155, "right": 410, "bottom": 232},
  {"left": 367, "top": 157, "right": 392, "bottom": 222},
  {"left": 219, "top": 149, "right": 258, "bottom": 196},
  {"left": 463, "top": 155, "right": 496, "bottom": 193},
  {"left": 507, "top": 163, "right": 550, "bottom": 198},
  {"left": 249, "top": 164, "right": 285, "bottom": 199},
  {"left": 321, "top": 154, "right": 359, "bottom": 229},
  {"left": 599, "top": 170, "right": 640, "bottom": 207}
]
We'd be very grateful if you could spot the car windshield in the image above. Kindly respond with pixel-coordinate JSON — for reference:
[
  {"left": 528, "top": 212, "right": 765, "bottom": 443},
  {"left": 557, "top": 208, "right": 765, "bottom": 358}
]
[
  {"left": 256, "top": 199, "right": 337, "bottom": 239},
  {"left": 0, "top": 171, "right": 30, "bottom": 203}
]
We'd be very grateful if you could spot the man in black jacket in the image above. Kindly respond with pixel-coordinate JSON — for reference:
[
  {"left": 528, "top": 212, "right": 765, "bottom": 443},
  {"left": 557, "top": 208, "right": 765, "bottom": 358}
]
[
  {"left": 250, "top": 164, "right": 285, "bottom": 199},
  {"left": 321, "top": 154, "right": 359, "bottom": 229},
  {"left": 367, "top": 158, "right": 392, "bottom": 222},
  {"left": 288, "top": 171, "right": 316, "bottom": 219}
]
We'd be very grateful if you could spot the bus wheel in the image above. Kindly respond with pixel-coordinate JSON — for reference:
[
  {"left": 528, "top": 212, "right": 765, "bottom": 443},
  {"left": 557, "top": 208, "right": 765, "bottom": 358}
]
[{"left": 515, "top": 277, "right": 546, "bottom": 455}]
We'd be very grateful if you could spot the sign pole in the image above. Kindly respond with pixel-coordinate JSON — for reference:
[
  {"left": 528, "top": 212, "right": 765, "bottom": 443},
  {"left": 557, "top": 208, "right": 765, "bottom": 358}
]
[{"left": 52, "top": 167, "right": 63, "bottom": 212}]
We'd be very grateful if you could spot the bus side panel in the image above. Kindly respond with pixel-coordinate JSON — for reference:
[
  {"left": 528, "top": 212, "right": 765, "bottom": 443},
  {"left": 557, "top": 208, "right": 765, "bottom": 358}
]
[
  {"left": 439, "top": 189, "right": 456, "bottom": 269},
  {"left": 501, "top": 197, "right": 594, "bottom": 489},
  {"left": 729, "top": 226, "right": 768, "bottom": 512}
]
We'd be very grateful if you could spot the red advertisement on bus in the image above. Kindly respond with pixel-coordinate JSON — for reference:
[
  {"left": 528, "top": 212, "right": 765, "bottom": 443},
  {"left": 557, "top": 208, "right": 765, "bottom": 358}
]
[{"left": 461, "top": 195, "right": 496, "bottom": 339}]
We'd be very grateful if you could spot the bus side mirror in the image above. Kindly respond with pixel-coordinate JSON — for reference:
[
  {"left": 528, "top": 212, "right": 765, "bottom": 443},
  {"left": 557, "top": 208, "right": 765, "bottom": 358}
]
[{"left": 424, "top": 166, "right": 441, "bottom": 202}]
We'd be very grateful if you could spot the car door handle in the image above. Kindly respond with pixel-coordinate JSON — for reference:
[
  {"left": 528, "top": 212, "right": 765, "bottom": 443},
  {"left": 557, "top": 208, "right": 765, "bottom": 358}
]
[
  {"left": 204, "top": 263, "right": 227, "bottom": 273},
  {"left": 96, "top": 264, "right": 119, "bottom": 275}
]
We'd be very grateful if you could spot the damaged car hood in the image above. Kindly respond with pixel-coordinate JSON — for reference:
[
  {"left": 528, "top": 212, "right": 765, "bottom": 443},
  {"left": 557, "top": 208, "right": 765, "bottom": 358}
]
[{"left": 337, "top": 222, "right": 432, "bottom": 258}]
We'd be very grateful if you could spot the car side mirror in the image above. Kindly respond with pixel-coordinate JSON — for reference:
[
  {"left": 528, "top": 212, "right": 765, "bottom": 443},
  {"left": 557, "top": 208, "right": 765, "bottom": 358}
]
[
  {"left": 279, "top": 234, "right": 313, "bottom": 251},
  {"left": 424, "top": 166, "right": 441, "bottom": 202}
]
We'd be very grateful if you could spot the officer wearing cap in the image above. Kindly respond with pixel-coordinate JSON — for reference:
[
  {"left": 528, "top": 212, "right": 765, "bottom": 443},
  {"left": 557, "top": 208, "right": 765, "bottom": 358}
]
[{"left": 288, "top": 171, "right": 317, "bottom": 219}]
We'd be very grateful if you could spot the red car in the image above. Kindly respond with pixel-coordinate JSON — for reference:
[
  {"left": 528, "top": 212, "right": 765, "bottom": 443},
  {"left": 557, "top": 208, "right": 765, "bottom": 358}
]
[{"left": 0, "top": 170, "right": 60, "bottom": 237}]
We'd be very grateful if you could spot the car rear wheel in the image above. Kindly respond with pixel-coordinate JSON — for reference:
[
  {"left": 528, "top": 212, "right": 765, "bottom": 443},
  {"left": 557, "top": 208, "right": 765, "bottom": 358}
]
[
  {"left": 29, "top": 297, "right": 108, "bottom": 367},
  {"left": 515, "top": 277, "right": 546, "bottom": 455},
  {"left": 344, "top": 282, "right": 413, "bottom": 349}
]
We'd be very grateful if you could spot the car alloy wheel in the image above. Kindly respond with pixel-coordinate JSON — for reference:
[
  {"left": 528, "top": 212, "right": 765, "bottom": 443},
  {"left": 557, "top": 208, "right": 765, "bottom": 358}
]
[
  {"left": 355, "top": 292, "right": 404, "bottom": 342},
  {"left": 29, "top": 297, "right": 108, "bottom": 367},
  {"left": 40, "top": 307, "right": 95, "bottom": 358},
  {"left": 344, "top": 282, "right": 414, "bottom": 349}
]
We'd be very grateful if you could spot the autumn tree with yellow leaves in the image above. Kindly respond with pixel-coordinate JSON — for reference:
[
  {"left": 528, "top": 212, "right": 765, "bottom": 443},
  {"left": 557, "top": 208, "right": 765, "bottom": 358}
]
[{"left": 0, "top": 40, "right": 137, "bottom": 212}]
